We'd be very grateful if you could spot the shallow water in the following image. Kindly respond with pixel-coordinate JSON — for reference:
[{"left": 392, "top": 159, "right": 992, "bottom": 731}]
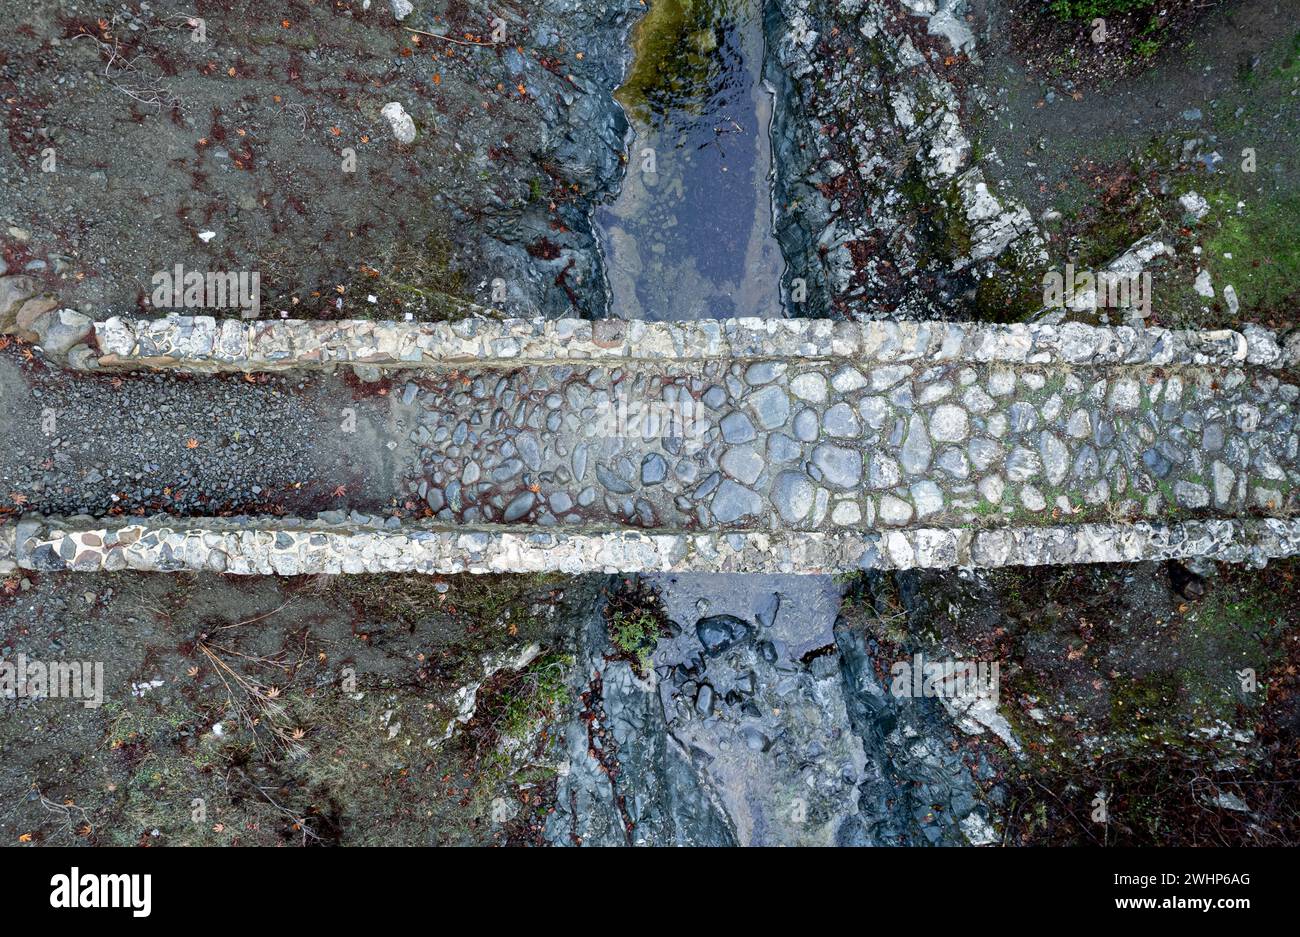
[{"left": 598, "top": 0, "right": 785, "bottom": 321}]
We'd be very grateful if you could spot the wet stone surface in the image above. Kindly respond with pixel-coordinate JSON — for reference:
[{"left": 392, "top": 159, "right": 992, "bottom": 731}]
[
  {"left": 545, "top": 574, "right": 991, "bottom": 846},
  {"left": 399, "top": 360, "right": 1300, "bottom": 531}
]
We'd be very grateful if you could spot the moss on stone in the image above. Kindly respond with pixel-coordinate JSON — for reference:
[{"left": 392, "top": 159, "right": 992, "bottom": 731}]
[
  {"left": 616, "top": 0, "right": 741, "bottom": 127},
  {"left": 1203, "top": 192, "right": 1300, "bottom": 318}
]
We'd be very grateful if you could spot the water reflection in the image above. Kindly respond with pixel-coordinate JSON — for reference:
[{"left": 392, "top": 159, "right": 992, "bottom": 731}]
[{"left": 598, "top": 0, "right": 785, "bottom": 321}]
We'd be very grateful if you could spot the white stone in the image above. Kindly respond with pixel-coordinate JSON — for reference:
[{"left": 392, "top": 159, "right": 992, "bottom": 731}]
[
  {"left": 1020, "top": 485, "right": 1046, "bottom": 511},
  {"left": 831, "top": 366, "right": 867, "bottom": 393},
  {"left": 831, "top": 501, "right": 861, "bottom": 526},
  {"left": 381, "top": 102, "right": 417, "bottom": 144},
  {"left": 1107, "top": 377, "right": 1140, "bottom": 411},
  {"left": 1193, "top": 268, "right": 1214, "bottom": 298},
  {"left": 791, "top": 372, "right": 828, "bottom": 402},
  {"left": 930, "top": 404, "right": 969, "bottom": 442},
  {"left": 879, "top": 495, "right": 914, "bottom": 526},
  {"left": 911, "top": 481, "right": 945, "bottom": 519}
]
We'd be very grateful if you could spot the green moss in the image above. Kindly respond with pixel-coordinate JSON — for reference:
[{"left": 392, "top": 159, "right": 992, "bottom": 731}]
[
  {"left": 342, "top": 230, "right": 476, "bottom": 321},
  {"left": 1176, "top": 590, "right": 1284, "bottom": 714},
  {"left": 342, "top": 573, "right": 566, "bottom": 638},
  {"left": 1109, "top": 670, "right": 1179, "bottom": 732},
  {"left": 1132, "top": 36, "right": 1161, "bottom": 59},
  {"left": 1204, "top": 192, "right": 1300, "bottom": 317},
  {"left": 1048, "top": 0, "right": 1156, "bottom": 19},
  {"left": 616, "top": 0, "right": 741, "bottom": 127},
  {"left": 1279, "top": 31, "right": 1300, "bottom": 78},
  {"left": 973, "top": 258, "right": 1046, "bottom": 323}
]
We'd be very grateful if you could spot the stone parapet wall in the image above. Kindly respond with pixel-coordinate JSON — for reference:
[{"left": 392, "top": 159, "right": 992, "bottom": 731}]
[
  {"left": 6, "top": 514, "right": 1300, "bottom": 575},
  {"left": 88, "top": 315, "right": 1300, "bottom": 373}
]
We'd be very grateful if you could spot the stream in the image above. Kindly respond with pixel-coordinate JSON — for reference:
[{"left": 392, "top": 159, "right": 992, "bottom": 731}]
[
  {"left": 544, "top": 0, "right": 991, "bottom": 846},
  {"left": 597, "top": 0, "right": 786, "bottom": 320}
]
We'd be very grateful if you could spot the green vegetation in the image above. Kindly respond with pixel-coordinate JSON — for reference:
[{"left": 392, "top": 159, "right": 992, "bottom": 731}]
[
  {"left": 1280, "top": 31, "right": 1300, "bottom": 79},
  {"left": 1204, "top": 192, "right": 1300, "bottom": 318},
  {"left": 604, "top": 578, "right": 670, "bottom": 673},
  {"left": 1132, "top": 36, "right": 1160, "bottom": 58},
  {"left": 343, "top": 572, "right": 566, "bottom": 638},
  {"left": 1047, "top": 0, "right": 1156, "bottom": 19},
  {"left": 616, "top": 0, "right": 739, "bottom": 126},
  {"left": 343, "top": 230, "right": 476, "bottom": 321},
  {"left": 461, "top": 650, "right": 574, "bottom": 796},
  {"left": 610, "top": 607, "right": 663, "bottom": 670},
  {"left": 484, "top": 653, "right": 574, "bottom": 745}
]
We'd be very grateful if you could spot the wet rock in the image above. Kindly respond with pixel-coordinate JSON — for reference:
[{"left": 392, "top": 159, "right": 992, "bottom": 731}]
[
  {"left": 748, "top": 384, "right": 791, "bottom": 430},
  {"left": 740, "top": 726, "right": 771, "bottom": 752},
  {"left": 711, "top": 479, "right": 762, "bottom": 523},
  {"left": 812, "top": 444, "right": 862, "bottom": 489},
  {"left": 721, "top": 446, "right": 764, "bottom": 486},
  {"left": 793, "top": 408, "right": 819, "bottom": 442},
  {"left": 502, "top": 491, "right": 536, "bottom": 522},
  {"left": 35, "top": 308, "right": 94, "bottom": 357},
  {"left": 901, "top": 413, "right": 932, "bottom": 475},
  {"left": 720, "top": 411, "right": 757, "bottom": 444},
  {"left": 823, "top": 402, "right": 860, "bottom": 437},
  {"left": 696, "top": 614, "right": 751, "bottom": 656},
  {"left": 695, "top": 683, "right": 715, "bottom": 716},
  {"left": 596, "top": 463, "right": 634, "bottom": 494},
  {"left": 641, "top": 453, "right": 667, "bottom": 485}
]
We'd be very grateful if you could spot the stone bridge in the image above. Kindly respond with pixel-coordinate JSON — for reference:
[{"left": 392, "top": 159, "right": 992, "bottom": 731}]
[{"left": 2, "top": 315, "right": 1297, "bottom": 576}]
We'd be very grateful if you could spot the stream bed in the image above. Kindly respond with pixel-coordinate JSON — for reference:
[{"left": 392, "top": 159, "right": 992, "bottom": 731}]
[{"left": 597, "top": 0, "right": 786, "bottom": 320}]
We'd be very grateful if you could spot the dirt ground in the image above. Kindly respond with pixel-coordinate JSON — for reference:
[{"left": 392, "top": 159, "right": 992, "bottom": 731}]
[
  {"left": 0, "top": 0, "right": 633, "bottom": 320},
  {"left": 0, "top": 567, "right": 596, "bottom": 846},
  {"left": 843, "top": 556, "right": 1300, "bottom": 845},
  {"left": 972, "top": 0, "right": 1300, "bottom": 329}
]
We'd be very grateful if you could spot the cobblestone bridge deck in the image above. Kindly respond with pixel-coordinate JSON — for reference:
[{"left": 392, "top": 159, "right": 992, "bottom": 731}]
[{"left": 4, "top": 315, "right": 1297, "bottom": 574}]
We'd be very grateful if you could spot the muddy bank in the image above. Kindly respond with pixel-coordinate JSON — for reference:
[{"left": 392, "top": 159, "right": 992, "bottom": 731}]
[
  {"left": 1, "top": 0, "right": 639, "bottom": 320},
  {"left": 0, "top": 569, "right": 593, "bottom": 846},
  {"left": 845, "top": 557, "right": 1300, "bottom": 844},
  {"left": 0, "top": 564, "right": 1000, "bottom": 846},
  {"left": 969, "top": 0, "right": 1300, "bottom": 331}
]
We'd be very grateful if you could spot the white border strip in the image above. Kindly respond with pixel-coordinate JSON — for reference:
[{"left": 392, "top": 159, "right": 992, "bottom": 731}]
[
  {"left": 89, "top": 316, "right": 1299, "bottom": 372},
  {"left": 7, "top": 515, "right": 1299, "bottom": 575}
]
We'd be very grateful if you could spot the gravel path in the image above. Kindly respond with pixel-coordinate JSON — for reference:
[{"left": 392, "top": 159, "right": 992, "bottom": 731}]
[{"left": 0, "top": 349, "right": 396, "bottom": 518}]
